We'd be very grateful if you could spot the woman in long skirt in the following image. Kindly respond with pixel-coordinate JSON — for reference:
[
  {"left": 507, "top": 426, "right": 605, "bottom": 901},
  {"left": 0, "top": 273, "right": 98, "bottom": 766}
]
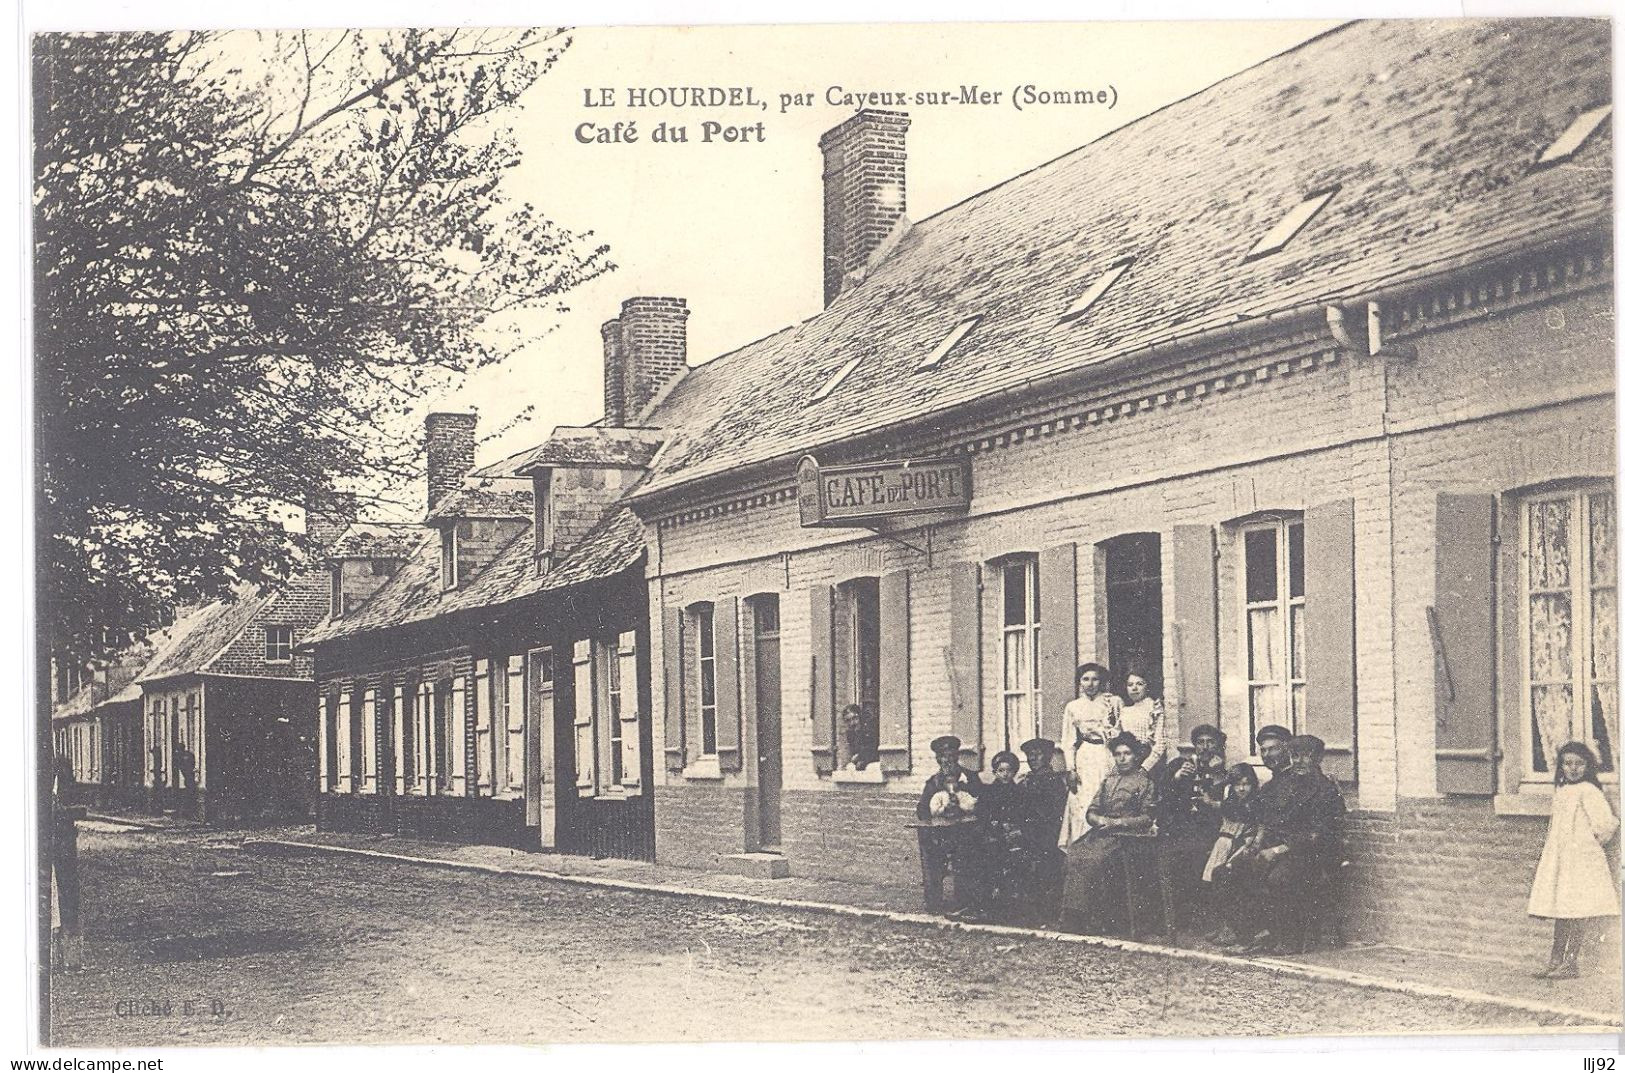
[
  {"left": 1060, "top": 732, "right": 1159, "bottom": 935},
  {"left": 1057, "top": 662, "right": 1122, "bottom": 846},
  {"left": 1528, "top": 741, "right": 1619, "bottom": 978}
]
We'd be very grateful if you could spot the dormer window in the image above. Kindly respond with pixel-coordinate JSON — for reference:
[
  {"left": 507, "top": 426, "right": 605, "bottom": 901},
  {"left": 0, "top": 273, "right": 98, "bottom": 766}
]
[
  {"left": 1537, "top": 104, "right": 1611, "bottom": 166},
  {"left": 441, "top": 526, "right": 459, "bottom": 590},
  {"left": 1245, "top": 188, "right": 1337, "bottom": 261},
  {"left": 533, "top": 469, "right": 555, "bottom": 573},
  {"left": 330, "top": 564, "right": 344, "bottom": 618}
]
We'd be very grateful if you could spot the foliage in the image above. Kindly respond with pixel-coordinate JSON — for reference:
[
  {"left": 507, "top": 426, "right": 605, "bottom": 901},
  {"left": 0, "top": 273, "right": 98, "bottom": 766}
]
[{"left": 34, "top": 29, "right": 611, "bottom": 646}]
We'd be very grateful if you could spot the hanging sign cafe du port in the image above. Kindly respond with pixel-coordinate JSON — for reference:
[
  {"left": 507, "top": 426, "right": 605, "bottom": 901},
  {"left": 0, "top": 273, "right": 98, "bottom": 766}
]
[{"left": 797, "top": 454, "right": 972, "bottom": 528}]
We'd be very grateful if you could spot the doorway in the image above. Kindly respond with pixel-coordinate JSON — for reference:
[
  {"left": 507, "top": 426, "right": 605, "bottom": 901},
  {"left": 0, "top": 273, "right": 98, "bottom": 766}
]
[
  {"left": 1104, "top": 533, "right": 1164, "bottom": 695},
  {"left": 749, "top": 595, "right": 783, "bottom": 849}
]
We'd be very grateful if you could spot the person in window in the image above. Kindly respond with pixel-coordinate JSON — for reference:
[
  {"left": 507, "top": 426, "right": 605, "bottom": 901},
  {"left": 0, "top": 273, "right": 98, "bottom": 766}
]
[
  {"left": 1059, "top": 662, "right": 1123, "bottom": 846},
  {"left": 840, "top": 702, "right": 879, "bottom": 770},
  {"left": 1528, "top": 742, "right": 1619, "bottom": 979},
  {"left": 1201, "top": 763, "right": 1261, "bottom": 946},
  {"left": 1017, "top": 737, "right": 1070, "bottom": 924},
  {"left": 1059, "top": 731, "right": 1159, "bottom": 935},
  {"left": 1119, "top": 670, "right": 1169, "bottom": 778},
  {"left": 1225, "top": 734, "right": 1345, "bottom": 955}
]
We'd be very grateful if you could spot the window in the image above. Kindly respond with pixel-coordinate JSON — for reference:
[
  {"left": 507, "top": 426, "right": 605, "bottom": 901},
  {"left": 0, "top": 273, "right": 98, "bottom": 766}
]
[
  {"left": 835, "top": 578, "right": 882, "bottom": 768},
  {"left": 335, "top": 692, "right": 353, "bottom": 791},
  {"left": 692, "top": 604, "right": 718, "bottom": 755},
  {"left": 264, "top": 626, "right": 294, "bottom": 663},
  {"left": 810, "top": 355, "right": 862, "bottom": 403},
  {"left": 319, "top": 694, "right": 336, "bottom": 792},
  {"left": 1241, "top": 517, "right": 1306, "bottom": 746},
  {"left": 392, "top": 684, "right": 409, "bottom": 793},
  {"left": 916, "top": 315, "right": 982, "bottom": 371},
  {"left": 1059, "top": 259, "right": 1133, "bottom": 324},
  {"left": 534, "top": 470, "right": 555, "bottom": 563},
  {"left": 414, "top": 680, "right": 436, "bottom": 795},
  {"left": 359, "top": 689, "right": 378, "bottom": 793},
  {"left": 1537, "top": 104, "right": 1611, "bottom": 166},
  {"left": 473, "top": 659, "right": 493, "bottom": 793},
  {"left": 448, "top": 677, "right": 467, "bottom": 794},
  {"left": 330, "top": 565, "right": 344, "bottom": 618},
  {"left": 607, "top": 638, "right": 625, "bottom": 784},
  {"left": 1521, "top": 485, "right": 1617, "bottom": 781},
  {"left": 1000, "top": 557, "right": 1042, "bottom": 750},
  {"left": 1245, "top": 188, "right": 1337, "bottom": 260},
  {"left": 441, "top": 526, "right": 459, "bottom": 589}
]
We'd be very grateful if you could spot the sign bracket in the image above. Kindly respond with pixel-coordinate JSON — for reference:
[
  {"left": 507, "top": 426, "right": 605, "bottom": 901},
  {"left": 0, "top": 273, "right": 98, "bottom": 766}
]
[{"left": 861, "top": 524, "right": 934, "bottom": 568}]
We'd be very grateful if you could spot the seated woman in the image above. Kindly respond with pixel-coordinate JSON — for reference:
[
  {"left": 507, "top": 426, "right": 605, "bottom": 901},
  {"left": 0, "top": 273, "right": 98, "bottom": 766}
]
[{"left": 1059, "top": 732, "right": 1161, "bottom": 936}]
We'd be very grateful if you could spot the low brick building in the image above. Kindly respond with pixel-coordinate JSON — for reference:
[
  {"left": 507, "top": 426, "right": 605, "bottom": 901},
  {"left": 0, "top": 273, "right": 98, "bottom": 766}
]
[{"left": 605, "top": 18, "right": 1615, "bottom": 954}]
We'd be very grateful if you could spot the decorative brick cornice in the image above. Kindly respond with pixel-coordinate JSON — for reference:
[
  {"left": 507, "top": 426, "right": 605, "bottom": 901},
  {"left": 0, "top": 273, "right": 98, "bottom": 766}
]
[{"left": 1387, "top": 244, "right": 1611, "bottom": 340}]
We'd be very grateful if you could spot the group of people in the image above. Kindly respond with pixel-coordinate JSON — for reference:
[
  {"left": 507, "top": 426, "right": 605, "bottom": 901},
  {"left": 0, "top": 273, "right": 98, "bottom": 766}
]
[{"left": 915, "top": 662, "right": 1348, "bottom": 954}]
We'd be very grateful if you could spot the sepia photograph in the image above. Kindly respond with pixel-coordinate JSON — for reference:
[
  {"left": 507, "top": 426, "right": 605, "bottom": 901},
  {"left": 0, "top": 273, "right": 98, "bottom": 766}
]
[{"left": 25, "top": 6, "right": 1622, "bottom": 1056}]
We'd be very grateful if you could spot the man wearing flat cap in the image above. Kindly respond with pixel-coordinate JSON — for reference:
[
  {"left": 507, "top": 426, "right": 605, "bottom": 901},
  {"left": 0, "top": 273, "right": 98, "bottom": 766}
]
[
  {"left": 1017, "top": 737, "right": 1070, "bottom": 923},
  {"left": 1253, "top": 723, "right": 1293, "bottom": 785},
  {"left": 1228, "top": 733, "right": 1346, "bottom": 954},
  {"left": 915, "top": 734, "right": 985, "bottom": 913}
]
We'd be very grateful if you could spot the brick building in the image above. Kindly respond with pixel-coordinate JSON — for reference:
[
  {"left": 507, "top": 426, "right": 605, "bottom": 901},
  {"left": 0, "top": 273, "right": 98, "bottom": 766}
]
[{"left": 607, "top": 18, "right": 1615, "bottom": 954}]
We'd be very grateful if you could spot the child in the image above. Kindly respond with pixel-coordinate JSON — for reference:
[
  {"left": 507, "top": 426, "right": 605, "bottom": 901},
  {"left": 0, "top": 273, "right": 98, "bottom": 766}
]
[
  {"left": 963, "top": 751, "right": 1025, "bottom": 922},
  {"left": 1528, "top": 741, "right": 1619, "bottom": 978},
  {"left": 1201, "top": 763, "right": 1260, "bottom": 945}
]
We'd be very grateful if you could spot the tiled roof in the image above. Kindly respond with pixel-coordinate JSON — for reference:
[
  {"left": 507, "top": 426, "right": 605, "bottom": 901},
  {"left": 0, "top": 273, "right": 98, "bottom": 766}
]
[
  {"left": 134, "top": 588, "right": 272, "bottom": 684},
  {"left": 424, "top": 476, "right": 533, "bottom": 523},
  {"left": 52, "top": 618, "right": 201, "bottom": 721},
  {"left": 634, "top": 18, "right": 1612, "bottom": 499},
  {"left": 500, "top": 426, "right": 665, "bottom": 473},
  {"left": 304, "top": 506, "right": 645, "bottom": 645},
  {"left": 328, "top": 522, "right": 420, "bottom": 561}
]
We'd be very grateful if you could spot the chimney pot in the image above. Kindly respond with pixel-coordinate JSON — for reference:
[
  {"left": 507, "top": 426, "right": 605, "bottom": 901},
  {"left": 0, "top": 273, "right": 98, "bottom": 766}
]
[{"left": 604, "top": 297, "right": 689, "bottom": 425}]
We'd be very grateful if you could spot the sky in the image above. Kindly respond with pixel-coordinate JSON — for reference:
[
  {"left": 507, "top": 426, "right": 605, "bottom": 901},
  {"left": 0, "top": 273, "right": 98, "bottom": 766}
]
[{"left": 428, "top": 20, "right": 1342, "bottom": 474}]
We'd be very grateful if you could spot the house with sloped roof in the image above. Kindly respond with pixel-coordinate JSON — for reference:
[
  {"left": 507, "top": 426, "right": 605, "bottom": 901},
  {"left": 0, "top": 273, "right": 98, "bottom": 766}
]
[
  {"left": 304, "top": 400, "right": 663, "bottom": 858},
  {"left": 621, "top": 18, "right": 1614, "bottom": 954}
]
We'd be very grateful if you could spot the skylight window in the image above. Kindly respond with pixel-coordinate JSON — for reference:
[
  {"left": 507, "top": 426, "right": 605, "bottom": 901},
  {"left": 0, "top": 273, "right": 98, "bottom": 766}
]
[
  {"left": 1246, "top": 187, "right": 1338, "bottom": 260},
  {"left": 1537, "top": 104, "right": 1611, "bottom": 165},
  {"left": 1059, "top": 259, "right": 1133, "bottom": 324},
  {"left": 916, "top": 315, "right": 982, "bottom": 371},
  {"left": 810, "top": 354, "right": 862, "bottom": 402}
]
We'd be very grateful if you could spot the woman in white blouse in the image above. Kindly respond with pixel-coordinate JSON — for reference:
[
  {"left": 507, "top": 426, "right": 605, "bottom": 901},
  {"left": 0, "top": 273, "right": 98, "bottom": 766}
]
[
  {"left": 1057, "top": 662, "right": 1123, "bottom": 846},
  {"left": 1118, "top": 669, "right": 1169, "bottom": 778}
]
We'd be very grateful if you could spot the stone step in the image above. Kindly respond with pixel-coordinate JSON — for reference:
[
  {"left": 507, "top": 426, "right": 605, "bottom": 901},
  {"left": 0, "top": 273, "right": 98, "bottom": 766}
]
[{"left": 721, "top": 852, "right": 790, "bottom": 880}]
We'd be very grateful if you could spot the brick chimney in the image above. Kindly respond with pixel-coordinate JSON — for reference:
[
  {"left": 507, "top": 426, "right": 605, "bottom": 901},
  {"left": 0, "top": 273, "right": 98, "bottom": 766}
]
[
  {"left": 602, "top": 297, "right": 688, "bottom": 425},
  {"left": 306, "top": 491, "right": 358, "bottom": 550},
  {"left": 425, "top": 411, "right": 477, "bottom": 513},
  {"left": 820, "top": 110, "right": 910, "bottom": 307}
]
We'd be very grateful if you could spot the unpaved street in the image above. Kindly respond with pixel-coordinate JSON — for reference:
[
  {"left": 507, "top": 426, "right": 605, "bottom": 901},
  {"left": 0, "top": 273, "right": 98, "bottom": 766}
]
[{"left": 49, "top": 826, "right": 1587, "bottom": 1046}]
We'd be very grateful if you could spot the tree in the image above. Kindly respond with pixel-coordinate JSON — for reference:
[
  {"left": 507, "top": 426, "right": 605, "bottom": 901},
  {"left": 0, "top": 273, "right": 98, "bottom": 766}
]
[{"left": 33, "top": 29, "right": 611, "bottom": 647}]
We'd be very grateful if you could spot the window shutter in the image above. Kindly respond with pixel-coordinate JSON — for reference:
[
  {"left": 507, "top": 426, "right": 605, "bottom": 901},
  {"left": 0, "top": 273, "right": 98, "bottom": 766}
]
[
  {"left": 715, "top": 598, "right": 743, "bottom": 772},
  {"left": 878, "top": 569, "right": 912, "bottom": 774},
  {"left": 318, "top": 695, "right": 331, "bottom": 793},
  {"left": 662, "top": 607, "right": 686, "bottom": 773},
  {"left": 619, "top": 631, "right": 642, "bottom": 792},
  {"left": 473, "top": 661, "right": 492, "bottom": 794},
  {"left": 573, "top": 640, "right": 597, "bottom": 794},
  {"left": 809, "top": 584, "right": 836, "bottom": 775},
  {"left": 1170, "top": 525, "right": 1220, "bottom": 744},
  {"left": 946, "top": 561, "right": 983, "bottom": 770},
  {"left": 360, "top": 689, "right": 378, "bottom": 793},
  {"left": 506, "top": 658, "right": 526, "bottom": 795},
  {"left": 449, "top": 677, "right": 467, "bottom": 795},
  {"left": 392, "top": 685, "right": 407, "bottom": 794},
  {"left": 525, "top": 649, "right": 550, "bottom": 827},
  {"left": 1435, "top": 493, "right": 1497, "bottom": 794},
  {"left": 1039, "top": 543, "right": 1079, "bottom": 745},
  {"left": 335, "top": 693, "right": 352, "bottom": 791},
  {"left": 416, "top": 683, "right": 433, "bottom": 795},
  {"left": 1305, "top": 499, "right": 1357, "bottom": 782}
]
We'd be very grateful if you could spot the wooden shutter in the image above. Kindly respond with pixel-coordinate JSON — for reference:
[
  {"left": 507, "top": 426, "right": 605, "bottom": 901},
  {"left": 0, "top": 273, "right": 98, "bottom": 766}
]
[
  {"left": 391, "top": 685, "right": 406, "bottom": 794},
  {"left": 473, "top": 660, "right": 492, "bottom": 794},
  {"left": 360, "top": 689, "right": 378, "bottom": 793},
  {"left": 878, "top": 570, "right": 912, "bottom": 774},
  {"left": 317, "top": 695, "right": 331, "bottom": 793},
  {"left": 715, "top": 598, "right": 743, "bottom": 772},
  {"left": 1039, "top": 543, "right": 1079, "bottom": 744},
  {"left": 573, "top": 639, "right": 596, "bottom": 794},
  {"left": 1305, "top": 499, "right": 1357, "bottom": 782},
  {"left": 618, "top": 631, "right": 642, "bottom": 792},
  {"left": 506, "top": 658, "right": 526, "bottom": 794},
  {"left": 335, "top": 693, "right": 352, "bottom": 791},
  {"left": 946, "top": 561, "right": 984, "bottom": 770},
  {"left": 809, "top": 584, "right": 836, "bottom": 774},
  {"left": 662, "top": 607, "right": 686, "bottom": 773},
  {"left": 1435, "top": 493, "right": 1497, "bottom": 794},
  {"left": 1170, "top": 525, "right": 1220, "bottom": 743},
  {"left": 449, "top": 677, "right": 467, "bottom": 795}
]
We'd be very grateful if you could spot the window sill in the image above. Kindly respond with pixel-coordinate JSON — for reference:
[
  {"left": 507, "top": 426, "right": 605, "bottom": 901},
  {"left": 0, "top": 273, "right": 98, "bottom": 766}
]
[
  {"left": 1494, "top": 792, "right": 1553, "bottom": 817},
  {"left": 683, "top": 757, "right": 724, "bottom": 782},
  {"left": 830, "top": 766, "right": 886, "bottom": 785}
]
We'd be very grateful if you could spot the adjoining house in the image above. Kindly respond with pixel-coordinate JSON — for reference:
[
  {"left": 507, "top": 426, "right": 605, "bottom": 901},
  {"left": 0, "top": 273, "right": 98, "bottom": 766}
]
[
  {"left": 612, "top": 18, "right": 1614, "bottom": 956},
  {"left": 304, "top": 390, "right": 669, "bottom": 859}
]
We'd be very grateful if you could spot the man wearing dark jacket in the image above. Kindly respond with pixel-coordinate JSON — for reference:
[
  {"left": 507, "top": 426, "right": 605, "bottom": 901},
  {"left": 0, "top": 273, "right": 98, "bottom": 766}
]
[{"left": 1017, "top": 737, "right": 1070, "bottom": 923}]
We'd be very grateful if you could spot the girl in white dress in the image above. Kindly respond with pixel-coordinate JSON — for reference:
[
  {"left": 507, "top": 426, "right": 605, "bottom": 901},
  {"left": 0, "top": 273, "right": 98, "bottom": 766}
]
[
  {"left": 1527, "top": 741, "right": 1619, "bottom": 978},
  {"left": 1118, "top": 670, "right": 1169, "bottom": 778},
  {"left": 1057, "top": 662, "right": 1123, "bottom": 846}
]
